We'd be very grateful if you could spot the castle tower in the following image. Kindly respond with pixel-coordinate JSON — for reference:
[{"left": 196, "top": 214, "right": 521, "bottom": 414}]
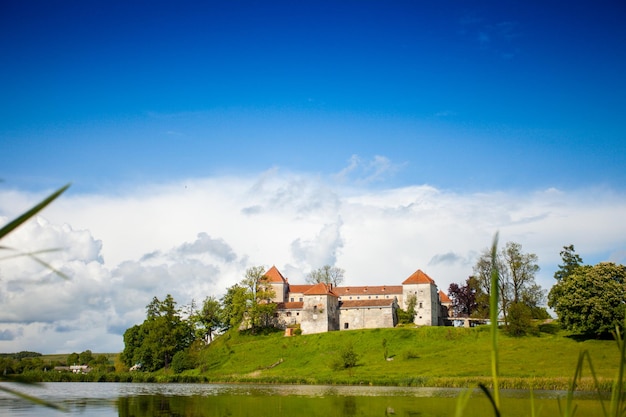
[
  {"left": 300, "top": 283, "right": 339, "bottom": 334},
  {"left": 402, "top": 269, "right": 441, "bottom": 326},
  {"left": 264, "top": 265, "right": 288, "bottom": 303}
]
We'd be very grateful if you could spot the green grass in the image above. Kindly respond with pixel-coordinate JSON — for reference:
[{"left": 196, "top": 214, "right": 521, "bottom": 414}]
[{"left": 190, "top": 324, "right": 619, "bottom": 389}]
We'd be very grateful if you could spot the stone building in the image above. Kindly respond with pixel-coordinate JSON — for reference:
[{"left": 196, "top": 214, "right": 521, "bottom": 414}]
[{"left": 264, "top": 265, "right": 446, "bottom": 334}]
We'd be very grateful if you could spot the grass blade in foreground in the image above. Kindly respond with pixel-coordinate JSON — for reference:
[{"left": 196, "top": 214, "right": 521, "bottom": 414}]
[
  {"left": 0, "top": 384, "right": 66, "bottom": 411},
  {"left": 0, "top": 183, "right": 70, "bottom": 239},
  {"left": 489, "top": 232, "right": 500, "bottom": 410}
]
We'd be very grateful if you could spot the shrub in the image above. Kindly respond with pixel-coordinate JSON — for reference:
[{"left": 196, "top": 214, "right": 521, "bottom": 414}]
[{"left": 171, "top": 350, "right": 195, "bottom": 374}]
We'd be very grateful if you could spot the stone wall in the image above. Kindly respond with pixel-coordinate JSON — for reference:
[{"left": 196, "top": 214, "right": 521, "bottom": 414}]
[
  {"left": 300, "top": 294, "right": 339, "bottom": 334},
  {"left": 339, "top": 305, "right": 396, "bottom": 330}
]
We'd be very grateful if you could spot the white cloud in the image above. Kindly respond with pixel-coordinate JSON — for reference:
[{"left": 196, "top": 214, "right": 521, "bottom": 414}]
[{"left": 1, "top": 171, "right": 625, "bottom": 353}]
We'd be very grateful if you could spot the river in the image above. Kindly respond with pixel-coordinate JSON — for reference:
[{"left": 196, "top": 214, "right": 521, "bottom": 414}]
[{"left": 0, "top": 382, "right": 606, "bottom": 416}]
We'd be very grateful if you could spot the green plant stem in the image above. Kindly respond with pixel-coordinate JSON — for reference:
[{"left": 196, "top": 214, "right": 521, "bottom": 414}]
[
  {"left": 489, "top": 232, "right": 501, "bottom": 411},
  {"left": 0, "top": 183, "right": 70, "bottom": 239}
]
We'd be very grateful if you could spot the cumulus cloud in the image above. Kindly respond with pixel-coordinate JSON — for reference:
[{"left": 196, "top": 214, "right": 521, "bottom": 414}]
[{"left": 1, "top": 170, "right": 625, "bottom": 353}]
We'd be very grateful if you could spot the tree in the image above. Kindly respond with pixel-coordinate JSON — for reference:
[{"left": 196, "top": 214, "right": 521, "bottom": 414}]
[
  {"left": 548, "top": 262, "right": 626, "bottom": 336},
  {"left": 221, "top": 284, "right": 249, "bottom": 330},
  {"left": 448, "top": 276, "right": 484, "bottom": 317},
  {"left": 121, "top": 295, "right": 194, "bottom": 371},
  {"left": 306, "top": 265, "right": 345, "bottom": 287},
  {"left": 221, "top": 267, "right": 277, "bottom": 332},
  {"left": 192, "top": 296, "right": 223, "bottom": 343},
  {"left": 397, "top": 293, "right": 417, "bottom": 324},
  {"left": 521, "top": 283, "right": 550, "bottom": 319},
  {"left": 506, "top": 302, "right": 534, "bottom": 337},
  {"left": 554, "top": 244, "right": 583, "bottom": 281},
  {"left": 66, "top": 352, "right": 79, "bottom": 366},
  {"left": 502, "top": 242, "right": 540, "bottom": 304},
  {"left": 473, "top": 241, "right": 543, "bottom": 325},
  {"left": 79, "top": 350, "right": 94, "bottom": 365},
  {"left": 242, "top": 266, "right": 276, "bottom": 329}
]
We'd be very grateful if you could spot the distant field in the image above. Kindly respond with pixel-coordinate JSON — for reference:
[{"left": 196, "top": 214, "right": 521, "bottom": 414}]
[{"left": 191, "top": 324, "right": 620, "bottom": 389}]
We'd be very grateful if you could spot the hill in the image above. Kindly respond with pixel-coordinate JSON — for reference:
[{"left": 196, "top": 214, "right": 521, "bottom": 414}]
[{"left": 190, "top": 324, "right": 619, "bottom": 389}]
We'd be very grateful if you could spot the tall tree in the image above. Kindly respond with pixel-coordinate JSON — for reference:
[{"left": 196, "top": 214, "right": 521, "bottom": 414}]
[
  {"left": 548, "top": 262, "right": 626, "bottom": 336},
  {"left": 242, "top": 266, "right": 276, "bottom": 329},
  {"left": 121, "top": 295, "right": 194, "bottom": 371},
  {"left": 192, "top": 296, "right": 223, "bottom": 343},
  {"left": 221, "top": 284, "right": 249, "bottom": 330},
  {"left": 473, "top": 241, "right": 542, "bottom": 325},
  {"left": 502, "top": 242, "right": 540, "bottom": 304},
  {"left": 553, "top": 244, "right": 583, "bottom": 281},
  {"left": 222, "top": 267, "right": 277, "bottom": 331},
  {"left": 306, "top": 265, "right": 345, "bottom": 287}
]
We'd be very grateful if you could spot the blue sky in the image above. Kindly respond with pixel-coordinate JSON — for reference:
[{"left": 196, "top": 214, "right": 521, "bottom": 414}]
[
  {"left": 2, "top": 1, "right": 625, "bottom": 192},
  {"left": 1, "top": 1, "right": 625, "bottom": 353}
]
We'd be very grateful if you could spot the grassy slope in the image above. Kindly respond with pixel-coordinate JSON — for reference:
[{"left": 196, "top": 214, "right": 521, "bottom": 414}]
[{"left": 193, "top": 325, "right": 620, "bottom": 389}]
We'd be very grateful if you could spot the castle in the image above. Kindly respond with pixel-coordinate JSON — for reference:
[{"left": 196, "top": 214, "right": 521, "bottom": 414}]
[{"left": 263, "top": 266, "right": 451, "bottom": 335}]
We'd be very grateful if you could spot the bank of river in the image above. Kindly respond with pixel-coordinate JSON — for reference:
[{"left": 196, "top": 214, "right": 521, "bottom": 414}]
[{"left": 0, "top": 382, "right": 607, "bottom": 416}]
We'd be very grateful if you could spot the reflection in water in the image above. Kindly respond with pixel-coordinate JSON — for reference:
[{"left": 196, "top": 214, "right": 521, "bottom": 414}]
[
  {"left": 117, "top": 393, "right": 433, "bottom": 417},
  {"left": 0, "top": 382, "right": 608, "bottom": 417}
]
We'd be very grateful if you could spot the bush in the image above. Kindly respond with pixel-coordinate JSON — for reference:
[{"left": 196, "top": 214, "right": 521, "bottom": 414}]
[
  {"left": 506, "top": 302, "right": 534, "bottom": 337},
  {"left": 171, "top": 350, "right": 195, "bottom": 373},
  {"left": 330, "top": 343, "right": 359, "bottom": 371}
]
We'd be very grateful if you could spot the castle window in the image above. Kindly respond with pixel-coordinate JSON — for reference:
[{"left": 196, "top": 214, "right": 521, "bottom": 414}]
[
  {"left": 344, "top": 323, "right": 349, "bottom": 329},
  {"left": 299, "top": 298, "right": 303, "bottom": 302},
  {"left": 368, "top": 296, "right": 371, "bottom": 299},
  {"left": 286, "top": 312, "right": 291, "bottom": 317},
  {"left": 313, "top": 305, "right": 318, "bottom": 313},
  {"left": 290, "top": 297, "right": 294, "bottom": 302},
  {"left": 419, "top": 302, "right": 423, "bottom": 309}
]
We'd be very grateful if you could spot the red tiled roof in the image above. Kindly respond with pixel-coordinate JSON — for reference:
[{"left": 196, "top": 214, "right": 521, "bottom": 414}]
[
  {"left": 339, "top": 299, "right": 396, "bottom": 308},
  {"left": 288, "top": 284, "right": 314, "bottom": 294},
  {"left": 402, "top": 269, "right": 435, "bottom": 285},
  {"left": 304, "top": 282, "right": 338, "bottom": 297},
  {"left": 264, "top": 265, "right": 286, "bottom": 283},
  {"left": 277, "top": 301, "right": 303, "bottom": 310},
  {"left": 439, "top": 290, "right": 452, "bottom": 303},
  {"left": 333, "top": 286, "right": 403, "bottom": 296}
]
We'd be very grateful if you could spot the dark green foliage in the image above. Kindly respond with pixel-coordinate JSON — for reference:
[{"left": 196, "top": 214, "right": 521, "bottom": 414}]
[
  {"left": 79, "top": 349, "right": 94, "bottom": 365},
  {"left": 121, "top": 294, "right": 194, "bottom": 371},
  {"left": 171, "top": 350, "right": 195, "bottom": 373},
  {"left": 549, "top": 262, "right": 626, "bottom": 336},
  {"left": 506, "top": 302, "right": 535, "bottom": 337},
  {"left": 553, "top": 244, "right": 583, "bottom": 281},
  {"left": 0, "top": 351, "right": 42, "bottom": 360},
  {"left": 66, "top": 352, "right": 79, "bottom": 366}
]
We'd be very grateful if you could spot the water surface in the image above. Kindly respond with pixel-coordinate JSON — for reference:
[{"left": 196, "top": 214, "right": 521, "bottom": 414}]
[{"left": 0, "top": 382, "right": 606, "bottom": 416}]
